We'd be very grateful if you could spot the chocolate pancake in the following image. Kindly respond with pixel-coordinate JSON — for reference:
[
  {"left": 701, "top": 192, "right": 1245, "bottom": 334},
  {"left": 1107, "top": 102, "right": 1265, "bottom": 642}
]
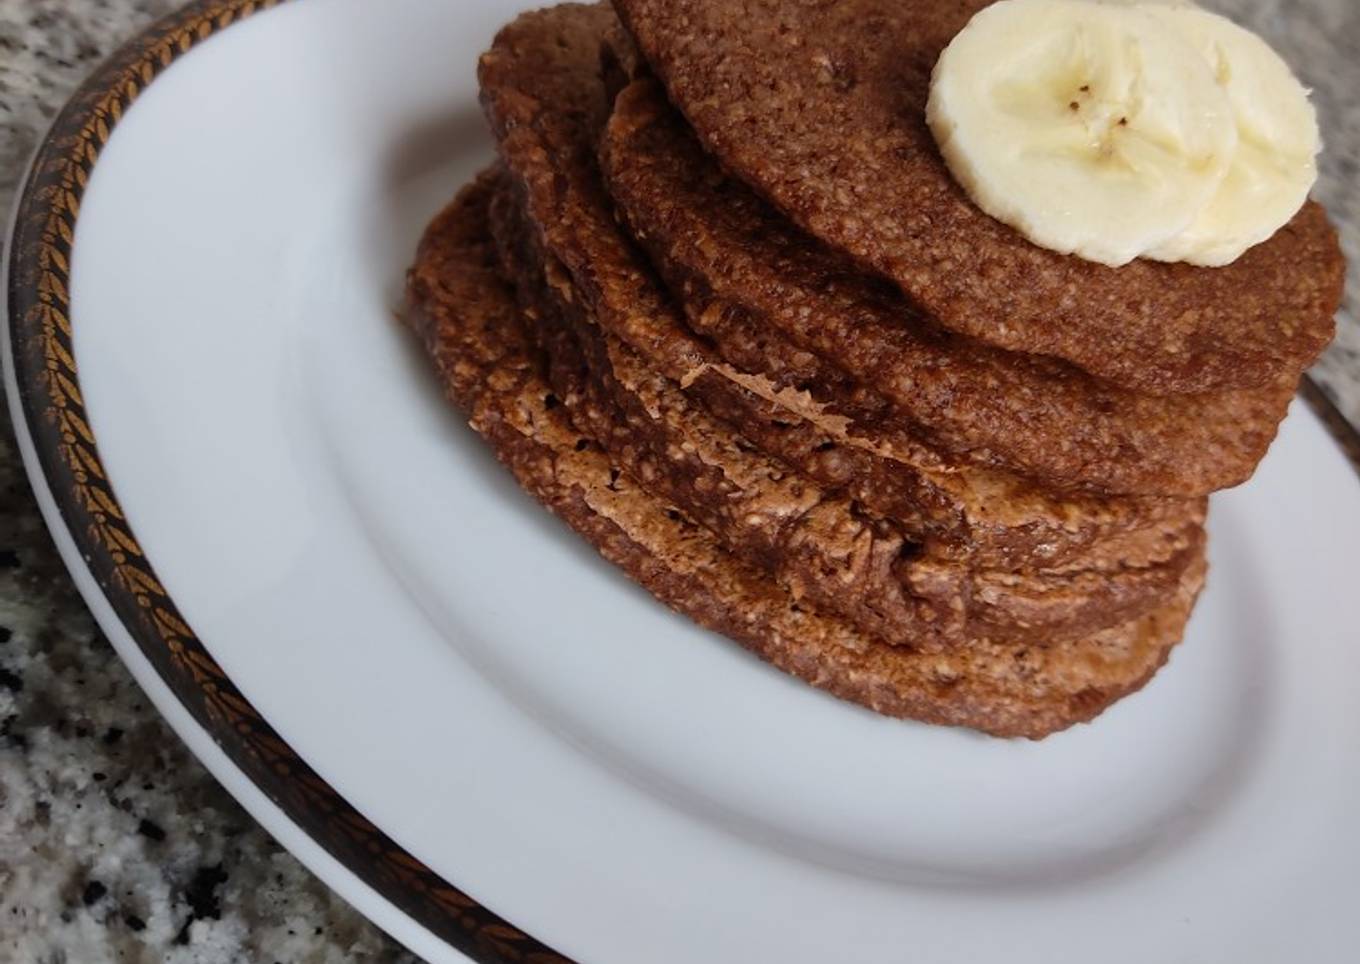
[
  {"left": 489, "top": 180, "right": 1203, "bottom": 650},
  {"left": 612, "top": 0, "right": 1344, "bottom": 395},
  {"left": 599, "top": 78, "right": 1297, "bottom": 495},
  {"left": 477, "top": 3, "right": 1203, "bottom": 571},
  {"left": 405, "top": 169, "right": 1205, "bottom": 739}
]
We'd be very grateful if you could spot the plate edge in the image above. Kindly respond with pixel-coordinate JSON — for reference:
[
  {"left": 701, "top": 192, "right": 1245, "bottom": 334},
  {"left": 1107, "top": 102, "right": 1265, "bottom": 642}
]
[
  {"left": 2, "top": 2, "right": 575, "bottom": 962},
  {"left": 1300, "top": 376, "right": 1360, "bottom": 478}
]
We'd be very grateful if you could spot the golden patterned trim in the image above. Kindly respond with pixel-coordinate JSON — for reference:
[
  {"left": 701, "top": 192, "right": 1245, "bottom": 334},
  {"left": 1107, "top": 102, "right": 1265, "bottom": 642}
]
[{"left": 6, "top": 2, "right": 571, "bottom": 961}]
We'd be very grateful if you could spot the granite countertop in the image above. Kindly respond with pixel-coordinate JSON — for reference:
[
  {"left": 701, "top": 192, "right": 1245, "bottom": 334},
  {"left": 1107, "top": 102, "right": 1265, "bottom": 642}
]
[{"left": 0, "top": 0, "right": 1356, "bottom": 962}]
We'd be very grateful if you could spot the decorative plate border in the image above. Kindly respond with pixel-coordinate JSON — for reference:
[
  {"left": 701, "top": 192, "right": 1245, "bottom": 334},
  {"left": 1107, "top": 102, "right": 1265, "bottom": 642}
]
[
  {"left": 1300, "top": 377, "right": 1360, "bottom": 475},
  {"left": 5, "top": 1, "right": 1360, "bottom": 961},
  {"left": 5, "top": 1, "right": 570, "bottom": 961}
]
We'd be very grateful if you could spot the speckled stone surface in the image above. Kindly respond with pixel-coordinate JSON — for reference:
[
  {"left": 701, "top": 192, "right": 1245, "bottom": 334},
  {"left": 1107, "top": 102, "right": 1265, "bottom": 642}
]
[{"left": 0, "top": 0, "right": 1355, "bottom": 961}]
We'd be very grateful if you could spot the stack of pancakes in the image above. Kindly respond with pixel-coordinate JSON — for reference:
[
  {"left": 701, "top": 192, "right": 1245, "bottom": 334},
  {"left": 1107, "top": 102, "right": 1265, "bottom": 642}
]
[{"left": 406, "top": 2, "right": 1343, "bottom": 738}]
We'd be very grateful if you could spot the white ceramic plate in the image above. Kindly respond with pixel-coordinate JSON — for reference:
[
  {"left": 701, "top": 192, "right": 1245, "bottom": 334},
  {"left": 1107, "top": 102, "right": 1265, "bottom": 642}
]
[{"left": 6, "top": 1, "right": 1360, "bottom": 961}]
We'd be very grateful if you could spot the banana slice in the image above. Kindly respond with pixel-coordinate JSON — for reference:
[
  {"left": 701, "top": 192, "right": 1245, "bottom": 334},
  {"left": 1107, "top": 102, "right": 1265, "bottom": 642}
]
[
  {"left": 1143, "top": 5, "right": 1320, "bottom": 266},
  {"left": 927, "top": 0, "right": 1237, "bottom": 267}
]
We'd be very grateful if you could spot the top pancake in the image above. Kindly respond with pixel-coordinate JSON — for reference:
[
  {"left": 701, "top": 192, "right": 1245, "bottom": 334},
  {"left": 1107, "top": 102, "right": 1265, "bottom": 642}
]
[
  {"left": 479, "top": 2, "right": 1287, "bottom": 499},
  {"left": 611, "top": 0, "right": 1345, "bottom": 394},
  {"left": 599, "top": 78, "right": 1294, "bottom": 495}
]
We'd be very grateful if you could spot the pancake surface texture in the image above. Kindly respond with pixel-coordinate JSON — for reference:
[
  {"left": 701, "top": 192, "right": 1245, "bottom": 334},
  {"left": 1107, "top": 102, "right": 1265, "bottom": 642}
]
[
  {"left": 474, "top": 2, "right": 1210, "bottom": 575},
  {"left": 488, "top": 179, "right": 1204, "bottom": 650},
  {"left": 612, "top": 0, "right": 1345, "bottom": 394},
  {"left": 405, "top": 171, "right": 1205, "bottom": 739},
  {"left": 598, "top": 78, "right": 1294, "bottom": 496}
]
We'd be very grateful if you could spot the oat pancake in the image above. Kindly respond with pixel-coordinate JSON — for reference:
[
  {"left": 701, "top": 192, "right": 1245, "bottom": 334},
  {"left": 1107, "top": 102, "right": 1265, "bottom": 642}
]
[
  {"left": 477, "top": 4, "right": 1207, "bottom": 574},
  {"left": 612, "top": 0, "right": 1344, "bottom": 395},
  {"left": 488, "top": 179, "right": 1204, "bottom": 650},
  {"left": 479, "top": 3, "right": 1287, "bottom": 499},
  {"left": 405, "top": 169, "right": 1205, "bottom": 739},
  {"left": 599, "top": 78, "right": 1298, "bottom": 494}
]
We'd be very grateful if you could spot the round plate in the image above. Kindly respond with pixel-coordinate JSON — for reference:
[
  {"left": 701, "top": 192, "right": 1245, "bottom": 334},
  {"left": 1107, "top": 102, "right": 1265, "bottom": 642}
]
[{"left": 6, "top": 1, "right": 1360, "bottom": 961}]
